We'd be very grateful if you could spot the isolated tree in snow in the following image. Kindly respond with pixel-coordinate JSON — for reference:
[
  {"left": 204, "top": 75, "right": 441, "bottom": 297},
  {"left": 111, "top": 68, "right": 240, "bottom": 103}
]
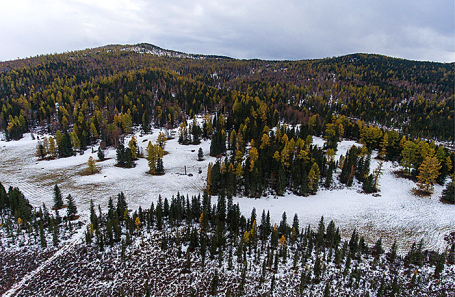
[
  {"left": 116, "top": 142, "right": 126, "bottom": 167},
  {"left": 198, "top": 147, "right": 204, "bottom": 161},
  {"left": 87, "top": 156, "right": 98, "bottom": 174},
  {"left": 372, "top": 161, "right": 383, "bottom": 191},
  {"left": 124, "top": 148, "right": 134, "bottom": 168},
  {"left": 53, "top": 184, "right": 64, "bottom": 209},
  {"left": 146, "top": 141, "right": 164, "bottom": 174}
]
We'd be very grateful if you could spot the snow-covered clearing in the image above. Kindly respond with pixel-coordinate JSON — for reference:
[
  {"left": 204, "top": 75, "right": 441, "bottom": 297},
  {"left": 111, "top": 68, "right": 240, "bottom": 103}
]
[{"left": 0, "top": 131, "right": 454, "bottom": 254}]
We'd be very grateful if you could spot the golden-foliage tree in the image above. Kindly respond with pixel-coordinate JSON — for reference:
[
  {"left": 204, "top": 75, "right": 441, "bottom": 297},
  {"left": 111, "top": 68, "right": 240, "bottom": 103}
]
[
  {"left": 135, "top": 217, "right": 141, "bottom": 231},
  {"left": 87, "top": 156, "right": 98, "bottom": 174},
  {"left": 156, "top": 132, "right": 167, "bottom": 149},
  {"left": 48, "top": 136, "right": 56, "bottom": 159},
  {"left": 379, "top": 132, "right": 389, "bottom": 160},
  {"left": 248, "top": 146, "right": 258, "bottom": 172},
  {"left": 128, "top": 135, "right": 138, "bottom": 160},
  {"left": 146, "top": 141, "right": 164, "bottom": 174},
  {"left": 417, "top": 156, "right": 441, "bottom": 193},
  {"left": 401, "top": 140, "right": 417, "bottom": 175}
]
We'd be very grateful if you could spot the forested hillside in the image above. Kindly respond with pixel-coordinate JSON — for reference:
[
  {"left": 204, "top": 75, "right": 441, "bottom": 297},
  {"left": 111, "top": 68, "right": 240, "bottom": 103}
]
[{"left": 1, "top": 43, "right": 453, "bottom": 143}]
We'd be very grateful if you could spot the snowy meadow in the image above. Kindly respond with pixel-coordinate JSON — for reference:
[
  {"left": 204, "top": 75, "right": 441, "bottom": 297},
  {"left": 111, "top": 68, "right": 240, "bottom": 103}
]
[{"left": 0, "top": 128, "right": 453, "bottom": 254}]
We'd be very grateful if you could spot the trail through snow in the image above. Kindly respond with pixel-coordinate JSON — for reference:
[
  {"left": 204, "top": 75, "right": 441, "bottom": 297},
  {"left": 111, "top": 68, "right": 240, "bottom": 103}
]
[{"left": 2, "top": 225, "right": 87, "bottom": 297}]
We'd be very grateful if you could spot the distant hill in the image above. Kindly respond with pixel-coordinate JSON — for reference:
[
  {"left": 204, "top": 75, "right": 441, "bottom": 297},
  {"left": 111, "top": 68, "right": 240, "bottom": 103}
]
[{"left": 0, "top": 43, "right": 453, "bottom": 142}]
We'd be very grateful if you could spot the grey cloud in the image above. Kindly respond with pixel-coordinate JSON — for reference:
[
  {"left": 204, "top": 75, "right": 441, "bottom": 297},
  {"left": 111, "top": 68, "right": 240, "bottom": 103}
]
[{"left": 0, "top": 0, "right": 453, "bottom": 62}]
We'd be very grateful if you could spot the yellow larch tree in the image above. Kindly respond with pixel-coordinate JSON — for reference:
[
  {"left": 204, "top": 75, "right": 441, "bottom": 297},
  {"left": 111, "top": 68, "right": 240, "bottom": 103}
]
[
  {"left": 417, "top": 156, "right": 441, "bottom": 193},
  {"left": 248, "top": 147, "right": 258, "bottom": 172},
  {"left": 87, "top": 156, "right": 98, "bottom": 174}
]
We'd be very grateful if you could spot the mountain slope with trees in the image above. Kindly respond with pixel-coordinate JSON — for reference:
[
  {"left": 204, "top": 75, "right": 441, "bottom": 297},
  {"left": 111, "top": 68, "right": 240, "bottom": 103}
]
[{"left": 1, "top": 43, "right": 453, "bottom": 143}]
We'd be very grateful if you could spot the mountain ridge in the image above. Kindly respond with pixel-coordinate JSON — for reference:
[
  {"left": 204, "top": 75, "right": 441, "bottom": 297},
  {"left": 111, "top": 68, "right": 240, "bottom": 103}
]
[{"left": 2, "top": 42, "right": 454, "bottom": 65}]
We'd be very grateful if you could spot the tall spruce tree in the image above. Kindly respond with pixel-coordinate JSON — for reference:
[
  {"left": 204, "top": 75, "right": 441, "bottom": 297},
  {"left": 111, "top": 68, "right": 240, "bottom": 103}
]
[
  {"left": 116, "top": 192, "right": 128, "bottom": 220},
  {"left": 53, "top": 184, "right": 64, "bottom": 209},
  {"left": 97, "top": 146, "right": 105, "bottom": 161},
  {"left": 66, "top": 194, "right": 77, "bottom": 220},
  {"left": 441, "top": 176, "right": 454, "bottom": 203},
  {"left": 156, "top": 158, "right": 164, "bottom": 175},
  {"left": 59, "top": 132, "right": 73, "bottom": 157},
  {"left": 116, "top": 143, "right": 126, "bottom": 167}
]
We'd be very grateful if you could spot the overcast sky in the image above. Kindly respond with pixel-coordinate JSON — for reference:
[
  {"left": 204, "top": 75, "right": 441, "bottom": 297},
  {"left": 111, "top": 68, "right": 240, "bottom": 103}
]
[{"left": 1, "top": 0, "right": 453, "bottom": 62}]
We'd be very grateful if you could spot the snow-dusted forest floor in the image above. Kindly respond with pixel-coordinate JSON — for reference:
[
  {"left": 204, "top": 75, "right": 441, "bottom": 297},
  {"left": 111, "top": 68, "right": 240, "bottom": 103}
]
[{"left": 2, "top": 222, "right": 455, "bottom": 297}]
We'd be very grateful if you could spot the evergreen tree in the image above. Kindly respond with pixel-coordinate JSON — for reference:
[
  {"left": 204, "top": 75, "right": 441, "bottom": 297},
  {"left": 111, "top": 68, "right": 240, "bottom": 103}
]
[
  {"left": 373, "top": 237, "right": 384, "bottom": 259},
  {"left": 39, "top": 221, "right": 46, "bottom": 248},
  {"left": 441, "top": 175, "right": 455, "bottom": 203},
  {"left": 97, "top": 147, "right": 105, "bottom": 161},
  {"left": 90, "top": 199, "right": 98, "bottom": 230},
  {"left": 59, "top": 132, "right": 73, "bottom": 157},
  {"left": 314, "top": 255, "right": 322, "bottom": 282},
  {"left": 124, "top": 147, "right": 134, "bottom": 168},
  {"left": 210, "top": 270, "right": 219, "bottom": 295},
  {"left": 198, "top": 147, "right": 204, "bottom": 161},
  {"left": 389, "top": 240, "right": 397, "bottom": 263},
  {"left": 156, "top": 196, "right": 163, "bottom": 230},
  {"left": 156, "top": 158, "right": 164, "bottom": 175},
  {"left": 116, "top": 192, "right": 128, "bottom": 221},
  {"left": 434, "top": 253, "right": 445, "bottom": 278},
  {"left": 363, "top": 174, "right": 376, "bottom": 193},
  {"left": 324, "top": 282, "right": 331, "bottom": 297},
  {"left": 324, "top": 163, "right": 334, "bottom": 189},
  {"left": 53, "top": 184, "right": 64, "bottom": 209},
  {"left": 52, "top": 221, "right": 59, "bottom": 247},
  {"left": 66, "top": 194, "right": 77, "bottom": 220},
  {"left": 145, "top": 281, "right": 151, "bottom": 297},
  {"left": 116, "top": 143, "right": 126, "bottom": 167}
]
